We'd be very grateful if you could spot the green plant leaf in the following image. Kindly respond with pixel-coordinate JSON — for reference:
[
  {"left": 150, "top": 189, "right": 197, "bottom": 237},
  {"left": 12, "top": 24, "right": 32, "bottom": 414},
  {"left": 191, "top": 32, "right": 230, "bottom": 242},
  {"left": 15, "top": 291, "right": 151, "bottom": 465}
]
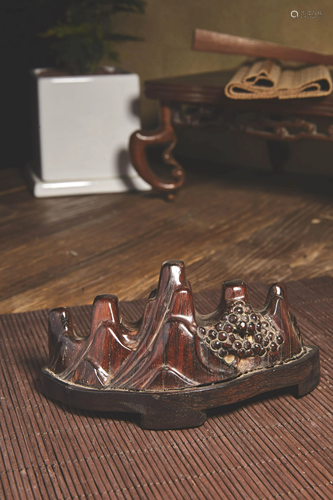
[{"left": 37, "top": 0, "right": 146, "bottom": 74}]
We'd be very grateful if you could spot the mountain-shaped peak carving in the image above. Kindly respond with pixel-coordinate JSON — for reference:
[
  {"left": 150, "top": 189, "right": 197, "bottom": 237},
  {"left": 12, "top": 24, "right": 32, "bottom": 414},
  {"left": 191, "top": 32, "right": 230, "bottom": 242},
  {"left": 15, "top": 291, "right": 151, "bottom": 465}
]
[{"left": 45, "top": 260, "right": 304, "bottom": 392}]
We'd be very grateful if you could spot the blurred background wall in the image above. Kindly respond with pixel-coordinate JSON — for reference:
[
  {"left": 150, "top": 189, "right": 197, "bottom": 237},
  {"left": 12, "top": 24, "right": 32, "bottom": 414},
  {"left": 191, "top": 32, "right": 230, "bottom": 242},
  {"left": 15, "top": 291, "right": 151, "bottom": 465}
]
[
  {"left": 113, "top": 0, "right": 333, "bottom": 175},
  {"left": 2, "top": 0, "right": 333, "bottom": 173},
  {"left": 114, "top": 0, "right": 333, "bottom": 126}
]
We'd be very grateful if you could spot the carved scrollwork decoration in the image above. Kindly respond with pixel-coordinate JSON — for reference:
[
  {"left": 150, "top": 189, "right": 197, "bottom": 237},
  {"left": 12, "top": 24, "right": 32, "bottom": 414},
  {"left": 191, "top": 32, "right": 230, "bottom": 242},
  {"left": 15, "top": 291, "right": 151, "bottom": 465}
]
[
  {"left": 130, "top": 99, "right": 333, "bottom": 198},
  {"left": 172, "top": 104, "right": 224, "bottom": 127},
  {"left": 170, "top": 103, "right": 333, "bottom": 143},
  {"left": 129, "top": 104, "right": 185, "bottom": 200},
  {"left": 242, "top": 116, "right": 333, "bottom": 142}
]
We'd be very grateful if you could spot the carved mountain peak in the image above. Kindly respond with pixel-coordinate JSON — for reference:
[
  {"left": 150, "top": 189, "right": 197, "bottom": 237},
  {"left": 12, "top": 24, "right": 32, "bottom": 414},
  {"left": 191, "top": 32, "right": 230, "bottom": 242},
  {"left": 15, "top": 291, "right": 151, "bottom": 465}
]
[
  {"left": 140, "top": 259, "right": 192, "bottom": 327},
  {"left": 90, "top": 294, "right": 120, "bottom": 334},
  {"left": 157, "top": 260, "right": 188, "bottom": 292},
  {"left": 265, "top": 282, "right": 287, "bottom": 305},
  {"left": 45, "top": 261, "right": 304, "bottom": 391},
  {"left": 221, "top": 279, "right": 249, "bottom": 304}
]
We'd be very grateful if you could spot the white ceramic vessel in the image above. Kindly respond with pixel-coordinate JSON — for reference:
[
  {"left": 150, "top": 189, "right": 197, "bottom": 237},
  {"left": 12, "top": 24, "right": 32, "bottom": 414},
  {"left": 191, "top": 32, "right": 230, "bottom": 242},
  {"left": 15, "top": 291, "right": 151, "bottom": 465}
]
[{"left": 28, "top": 67, "right": 151, "bottom": 197}]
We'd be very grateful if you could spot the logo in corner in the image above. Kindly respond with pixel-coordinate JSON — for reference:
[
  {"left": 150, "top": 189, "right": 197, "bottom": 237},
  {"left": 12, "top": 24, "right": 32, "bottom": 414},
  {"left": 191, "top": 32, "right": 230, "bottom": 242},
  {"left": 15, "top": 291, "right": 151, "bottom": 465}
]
[{"left": 291, "top": 10, "right": 323, "bottom": 18}]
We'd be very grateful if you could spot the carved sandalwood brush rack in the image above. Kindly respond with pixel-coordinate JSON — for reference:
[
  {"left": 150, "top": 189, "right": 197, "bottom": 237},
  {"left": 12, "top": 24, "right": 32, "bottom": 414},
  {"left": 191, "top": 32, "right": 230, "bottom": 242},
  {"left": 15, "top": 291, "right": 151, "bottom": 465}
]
[{"left": 41, "top": 260, "right": 320, "bottom": 429}]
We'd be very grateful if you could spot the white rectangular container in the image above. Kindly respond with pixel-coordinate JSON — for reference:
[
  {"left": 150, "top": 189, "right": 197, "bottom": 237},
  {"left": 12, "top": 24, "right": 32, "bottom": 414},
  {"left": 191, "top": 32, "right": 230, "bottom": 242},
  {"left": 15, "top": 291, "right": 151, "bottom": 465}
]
[{"left": 28, "top": 67, "right": 150, "bottom": 197}]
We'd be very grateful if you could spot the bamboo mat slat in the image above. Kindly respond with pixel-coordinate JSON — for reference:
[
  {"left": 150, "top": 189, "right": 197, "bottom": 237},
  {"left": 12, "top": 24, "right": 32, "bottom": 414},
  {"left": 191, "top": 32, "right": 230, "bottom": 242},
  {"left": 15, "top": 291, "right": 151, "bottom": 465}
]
[{"left": 0, "top": 277, "right": 333, "bottom": 500}]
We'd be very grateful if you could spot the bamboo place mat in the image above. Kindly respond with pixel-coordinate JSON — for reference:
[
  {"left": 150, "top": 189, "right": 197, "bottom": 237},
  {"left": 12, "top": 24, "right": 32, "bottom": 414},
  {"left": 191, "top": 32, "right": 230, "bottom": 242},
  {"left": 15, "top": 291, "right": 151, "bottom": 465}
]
[
  {"left": 225, "top": 60, "right": 332, "bottom": 100},
  {"left": 1, "top": 277, "right": 333, "bottom": 500}
]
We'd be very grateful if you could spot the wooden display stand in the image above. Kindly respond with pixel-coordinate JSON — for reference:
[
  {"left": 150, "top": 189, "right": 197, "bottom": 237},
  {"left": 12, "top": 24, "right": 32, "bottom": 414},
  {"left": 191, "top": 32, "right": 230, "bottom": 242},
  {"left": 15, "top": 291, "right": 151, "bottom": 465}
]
[
  {"left": 130, "top": 31, "right": 333, "bottom": 198},
  {"left": 129, "top": 70, "right": 333, "bottom": 199}
]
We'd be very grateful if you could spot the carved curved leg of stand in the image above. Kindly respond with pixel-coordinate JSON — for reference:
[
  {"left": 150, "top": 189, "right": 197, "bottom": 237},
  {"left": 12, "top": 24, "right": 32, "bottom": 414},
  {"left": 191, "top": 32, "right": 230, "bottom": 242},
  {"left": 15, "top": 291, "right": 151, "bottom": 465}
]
[{"left": 130, "top": 104, "right": 185, "bottom": 200}]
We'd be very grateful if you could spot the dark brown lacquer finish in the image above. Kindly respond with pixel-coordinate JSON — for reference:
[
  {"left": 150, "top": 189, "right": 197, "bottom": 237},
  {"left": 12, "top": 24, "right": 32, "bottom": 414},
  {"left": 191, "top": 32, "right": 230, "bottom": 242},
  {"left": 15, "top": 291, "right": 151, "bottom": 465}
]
[
  {"left": 41, "top": 260, "right": 320, "bottom": 430},
  {"left": 129, "top": 104, "right": 185, "bottom": 200}
]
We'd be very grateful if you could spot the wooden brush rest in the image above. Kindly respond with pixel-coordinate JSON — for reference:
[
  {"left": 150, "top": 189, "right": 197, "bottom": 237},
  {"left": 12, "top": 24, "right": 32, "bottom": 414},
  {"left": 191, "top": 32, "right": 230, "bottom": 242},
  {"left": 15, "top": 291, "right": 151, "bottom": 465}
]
[{"left": 41, "top": 260, "right": 320, "bottom": 429}]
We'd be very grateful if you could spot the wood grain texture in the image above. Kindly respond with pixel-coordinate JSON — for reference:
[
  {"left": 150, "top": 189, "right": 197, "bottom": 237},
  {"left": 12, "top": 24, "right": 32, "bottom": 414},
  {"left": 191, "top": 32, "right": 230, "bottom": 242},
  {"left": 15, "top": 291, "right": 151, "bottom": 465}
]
[
  {"left": 41, "top": 260, "right": 313, "bottom": 429},
  {"left": 192, "top": 29, "right": 333, "bottom": 65},
  {"left": 41, "top": 347, "right": 320, "bottom": 429},
  {"left": 0, "top": 278, "right": 332, "bottom": 498},
  {"left": 0, "top": 166, "right": 332, "bottom": 315}
]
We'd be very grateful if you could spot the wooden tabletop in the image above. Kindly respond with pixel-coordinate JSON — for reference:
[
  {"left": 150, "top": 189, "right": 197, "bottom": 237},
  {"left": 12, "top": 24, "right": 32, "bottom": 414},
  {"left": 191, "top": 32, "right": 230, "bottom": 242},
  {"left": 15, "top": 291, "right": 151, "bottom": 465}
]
[
  {"left": 145, "top": 69, "right": 333, "bottom": 117},
  {"left": 1, "top": 164, "right": 332, "bottom": 315}
]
